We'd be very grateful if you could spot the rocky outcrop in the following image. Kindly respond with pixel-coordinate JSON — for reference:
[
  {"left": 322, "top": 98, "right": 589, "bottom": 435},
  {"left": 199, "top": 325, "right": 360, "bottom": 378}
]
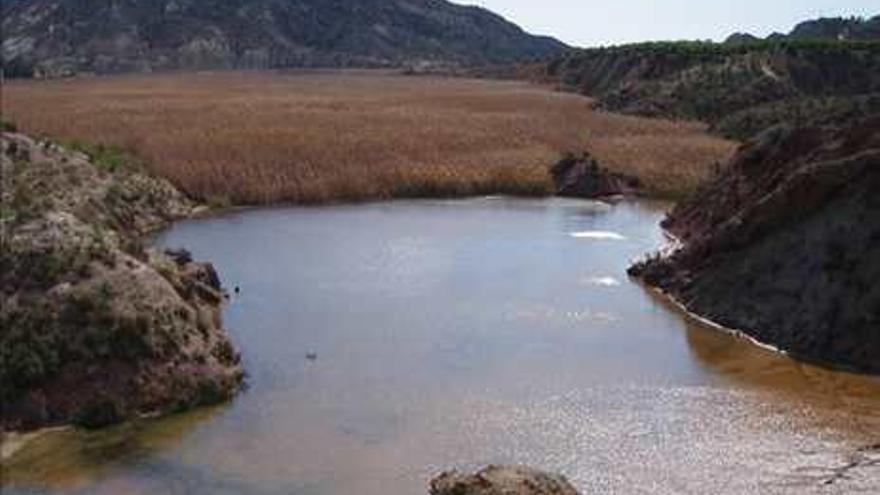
[
  {"left": 550, "top": 152, "right": 641, "bottom": 199},
  {"left": 1, "top": 0, "right": 566, "bottom": 78},
  {"left": 430, "top": 465, "right": 580, "bottom": 495},
  {"left": 628, "top": 117, "right": 880, "bottom": 373},
  {"left": 0, "top": 133, "right": 243, "bottom": 430}
]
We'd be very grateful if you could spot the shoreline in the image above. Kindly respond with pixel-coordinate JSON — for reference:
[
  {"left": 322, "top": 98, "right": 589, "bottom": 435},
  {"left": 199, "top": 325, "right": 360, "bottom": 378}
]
[
  {"left": 0, "top": 426, "right": 70, "bottom": 462},
  {"left": 636, "top": 230, "right": 786, "bottom": 356}
]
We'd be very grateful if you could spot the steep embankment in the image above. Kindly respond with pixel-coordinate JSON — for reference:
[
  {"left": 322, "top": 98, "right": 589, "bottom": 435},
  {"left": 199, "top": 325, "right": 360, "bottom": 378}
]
[
  {"left": 547, "top": 39, "right": 880, "bottom": 140},
  {"left": 1, "top": 0, "right": 566, "bottom": 77},
  {"left": 0, "top": 132, "right": 243, "bottom": 430},
  {"left": 629, "top": 118, "right": 880, "bottom": 373}
]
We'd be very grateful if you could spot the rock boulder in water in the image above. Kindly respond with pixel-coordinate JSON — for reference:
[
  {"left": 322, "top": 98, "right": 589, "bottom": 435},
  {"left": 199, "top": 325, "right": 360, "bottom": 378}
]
[{"left": 551, "top": 152, "right": 641, "bottom": 199}]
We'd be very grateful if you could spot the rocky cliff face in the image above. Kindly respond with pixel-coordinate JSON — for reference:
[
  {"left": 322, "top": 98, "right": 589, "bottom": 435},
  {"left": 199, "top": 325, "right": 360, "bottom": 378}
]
[
  {"left": 0, "top": 133, "right": 243, "bottom": 430},
  {"left": 1, "top": 0, "right": 567, "bottom": 78},
  {"left": 628, "top": 117, "right": 880, "bottom": 373}
]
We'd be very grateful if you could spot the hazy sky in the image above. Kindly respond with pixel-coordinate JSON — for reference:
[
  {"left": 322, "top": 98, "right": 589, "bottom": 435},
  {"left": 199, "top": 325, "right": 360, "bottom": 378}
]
[{"left": 466, "top": 1, "right": 879, "bottom": 47}]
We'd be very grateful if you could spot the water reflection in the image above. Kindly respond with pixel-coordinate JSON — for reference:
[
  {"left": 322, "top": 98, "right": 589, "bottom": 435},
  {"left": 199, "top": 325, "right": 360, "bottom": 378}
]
[
  {"left": 2, "top": 406, "right": 226, "bottom": 491},
  {"left": 641, "top": 284, "right": 880, "bottom": 395},
  {"left": 644, "top": 286, "right": 880, "bottom": 442}
]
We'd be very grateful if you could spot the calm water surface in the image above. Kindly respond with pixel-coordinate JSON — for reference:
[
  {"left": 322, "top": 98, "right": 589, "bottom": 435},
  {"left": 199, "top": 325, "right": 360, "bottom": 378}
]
[{"left": 4, "top": 198, "right": 879, "bottom": 494}]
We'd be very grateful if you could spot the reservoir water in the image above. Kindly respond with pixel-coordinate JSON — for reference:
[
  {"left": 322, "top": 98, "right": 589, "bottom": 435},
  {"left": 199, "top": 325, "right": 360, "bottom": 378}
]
[{"left": 4, "top": 198, "right": 879, "bottom": 494}]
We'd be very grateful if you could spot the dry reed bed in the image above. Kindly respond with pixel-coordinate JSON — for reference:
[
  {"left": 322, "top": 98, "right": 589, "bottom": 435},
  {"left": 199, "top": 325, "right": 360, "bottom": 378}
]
[{"left": 3, "top": 71, "right": 736, "bottom": 203}]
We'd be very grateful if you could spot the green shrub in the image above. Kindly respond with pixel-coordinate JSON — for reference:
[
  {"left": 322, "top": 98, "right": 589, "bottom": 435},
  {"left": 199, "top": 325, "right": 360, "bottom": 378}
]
[
  {"left": 64, "top": 140, "right": 128, "bottom": 173},
  {"left": 0, "top": 303, "right": 62, "bottom": 402},
  {"left": 1, "top": 119, "right": 18, "bottom": 132}
]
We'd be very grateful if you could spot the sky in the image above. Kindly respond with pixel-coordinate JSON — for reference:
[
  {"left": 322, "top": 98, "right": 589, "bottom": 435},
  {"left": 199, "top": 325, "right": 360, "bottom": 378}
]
[{"left": 466, "top": 0, "right": 879, "bottom": 47}]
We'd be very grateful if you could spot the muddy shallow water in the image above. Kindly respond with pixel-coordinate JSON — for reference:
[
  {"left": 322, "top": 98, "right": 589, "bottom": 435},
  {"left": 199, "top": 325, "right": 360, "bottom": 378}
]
[{"left": 3, "top": 198, "right": 879, "bottom": 494}]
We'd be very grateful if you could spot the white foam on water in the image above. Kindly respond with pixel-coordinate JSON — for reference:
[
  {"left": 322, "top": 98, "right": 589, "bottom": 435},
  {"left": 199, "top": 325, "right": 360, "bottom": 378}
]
[
  {"left": 586, "top": 276, "right": 621, "bottom": 287},
  {"left": 569, "top": 231, "right": 627, "bottom": 240}
]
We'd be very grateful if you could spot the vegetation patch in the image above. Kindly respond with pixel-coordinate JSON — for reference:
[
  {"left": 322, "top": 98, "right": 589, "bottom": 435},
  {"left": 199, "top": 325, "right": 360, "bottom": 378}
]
[
  {"left": 1, "top": 119, "right": 18, "bottom": 132},
  {"left": 63, "top": 140, "right": 129, "bottom": 173}
]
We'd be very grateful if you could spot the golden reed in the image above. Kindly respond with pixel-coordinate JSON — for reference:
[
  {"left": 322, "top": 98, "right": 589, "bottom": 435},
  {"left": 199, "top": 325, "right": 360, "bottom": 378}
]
[{"left": 4, "top": 71, "right": 736, "bottom": 203}]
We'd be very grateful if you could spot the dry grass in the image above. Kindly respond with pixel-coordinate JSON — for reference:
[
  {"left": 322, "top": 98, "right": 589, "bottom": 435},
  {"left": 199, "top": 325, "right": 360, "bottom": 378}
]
[{"left": 3, "top": 70, "right": 736, "bottom": 203}]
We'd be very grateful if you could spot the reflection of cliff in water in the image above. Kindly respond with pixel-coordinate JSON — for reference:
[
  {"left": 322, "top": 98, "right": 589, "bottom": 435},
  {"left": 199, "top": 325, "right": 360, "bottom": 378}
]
[
  {"left": 2, "top": 404, "right": 226, "bottom": 490},
  {"left": 647, "top": 288, "right": 880, "bottom": 443},
  {"left": 685, "top": 318, "right": 880, "bottom": 397}
]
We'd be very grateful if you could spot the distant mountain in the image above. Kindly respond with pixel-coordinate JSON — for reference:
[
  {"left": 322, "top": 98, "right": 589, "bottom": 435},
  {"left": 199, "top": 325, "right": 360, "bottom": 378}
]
[{"left": 1, "top": 0, "right": 567, "bottom": 77}]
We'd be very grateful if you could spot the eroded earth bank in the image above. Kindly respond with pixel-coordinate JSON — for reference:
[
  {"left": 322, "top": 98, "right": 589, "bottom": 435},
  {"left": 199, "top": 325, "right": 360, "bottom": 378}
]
[{"left": 630, "top": 117, "right": 880, "bottom": 373}]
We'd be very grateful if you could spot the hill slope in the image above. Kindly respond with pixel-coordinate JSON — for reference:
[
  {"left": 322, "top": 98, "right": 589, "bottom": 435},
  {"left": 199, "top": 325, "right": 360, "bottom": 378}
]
[
  {"left": 1, "top": 0, "right": 567, "bottom": 77},
  {"left": 543, "top": 16, "right": 880, "bottom": 140},
  {"left": 785, "top": 15, "right": 880, "bottom": 41},
  {"left": 548, "top": 40, "right": 880, "bottom": 140},
  {"left": 726, "top": 16, "right": 880, "bottom": 44}
]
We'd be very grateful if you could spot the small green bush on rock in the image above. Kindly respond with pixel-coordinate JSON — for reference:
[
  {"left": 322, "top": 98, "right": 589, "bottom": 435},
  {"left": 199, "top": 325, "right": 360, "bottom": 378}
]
[{"left": 65, "top": 140, "right": 128, "bottom": 173}]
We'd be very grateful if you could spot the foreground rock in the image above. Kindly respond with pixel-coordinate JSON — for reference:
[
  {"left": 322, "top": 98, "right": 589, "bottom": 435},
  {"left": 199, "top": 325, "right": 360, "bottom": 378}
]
[
  {"left": 430, "top": 465, "right": 580, "bottom": 495},
  {"left": 629, "top": 117, "right": 880, "bottom": 373},
  {"left": 0, "top": 133, "right": 243, "bottom": 430},
  {"left": 551, "top": 152, "right": 642, "bottom": 199}
]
